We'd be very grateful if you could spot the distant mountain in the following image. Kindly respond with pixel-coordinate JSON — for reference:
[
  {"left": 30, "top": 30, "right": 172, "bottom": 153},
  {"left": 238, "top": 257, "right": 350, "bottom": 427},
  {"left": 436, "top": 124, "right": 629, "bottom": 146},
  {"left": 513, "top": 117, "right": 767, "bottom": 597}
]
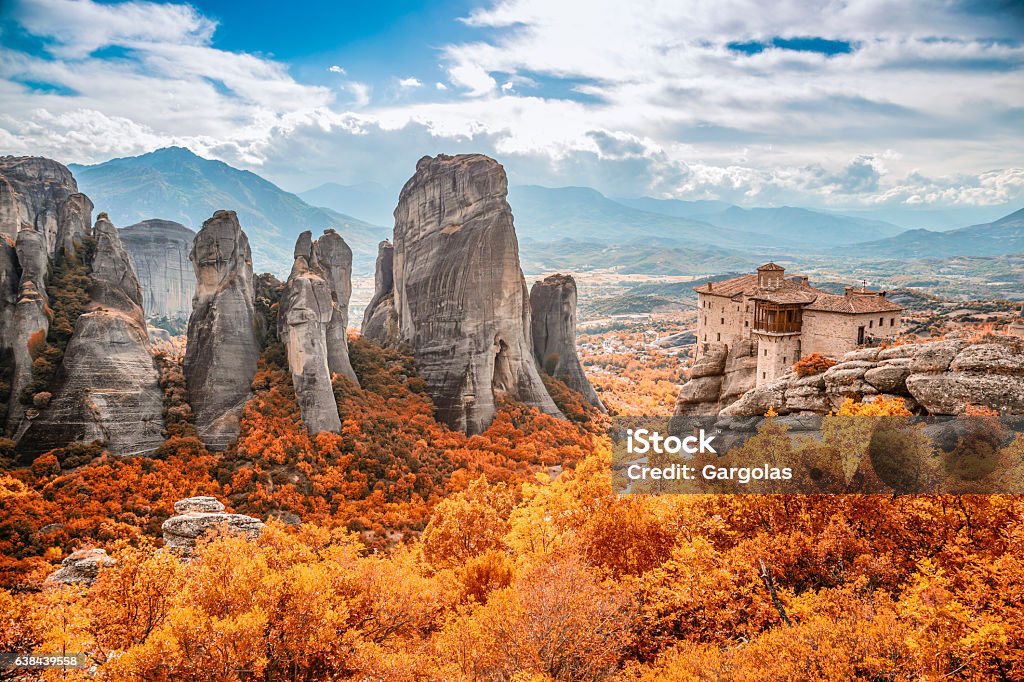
[
  {"left": 299, "top": 181, "right": 397, "bottom": 226},
  {"left": 518, "top": 237, "right": 759, "bottom": 276},
  {"left": 686, "top": 206, "right": 904, "bottom": 245},
  {"left": 843, "top": 208, "right": 1024, "bottom": 258},
  {"left": 70, "top": 147, "right": 388, "bottom": 274},
  {"left": 507, "top": 185, "right": 788, "bottom": 249},
  {"left": 613, "top": 196, "right": 734, "bottom": 218}
]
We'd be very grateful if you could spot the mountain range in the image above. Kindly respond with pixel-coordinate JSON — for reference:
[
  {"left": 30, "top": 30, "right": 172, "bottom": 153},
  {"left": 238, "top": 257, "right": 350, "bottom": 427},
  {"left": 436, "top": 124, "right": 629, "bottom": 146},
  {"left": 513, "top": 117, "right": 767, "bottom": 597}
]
[
  {"left": 70, "top": 147, "right": 388, "bottom": 274},
  {"left": 66, "top": 147, "right": 1023, "bottom": 276}
]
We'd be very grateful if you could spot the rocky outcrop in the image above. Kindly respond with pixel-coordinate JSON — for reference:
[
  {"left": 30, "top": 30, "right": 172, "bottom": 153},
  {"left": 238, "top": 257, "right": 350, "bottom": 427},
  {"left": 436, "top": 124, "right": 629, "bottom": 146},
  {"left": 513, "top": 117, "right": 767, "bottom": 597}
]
[
  {"left": 120, "top": 219, "right": 196, "bottom": 323},
  {"left": 361, "top": 240, "right": 398, "bottom": 345},
  {"left": 184, "top": 211, "right": 260, "bottom": 450},
  {"left": 0, "top": 156, "right": 79, "bottom": 253},
  {"left": 390, "top": 154, "right": 561, "bottom": 434},
  {"left": 279, "top": 232, "right": 342, "bottom": 434},
  {"left": 44, "top": 548, "right": 115, "bottom": 586},
  {"left": 5, "top": 229, "right": 50, "bottom": 435},
  {"left": 18, "top": 215, "right": 165, "bottom": 457},
  {"left": 311, "top": 230, "right": 358, "bottom": 383},
  {"left": 55, "top": 193, "right": 94, "bottom": 258},
  {"left": 161, "top": 497, "right": 264, "bottom": 557},
  {"left": 709, "top": 334, "right": 1024, "bottom": 417},
  {"left": 530, "top": 274, "right": 604, "bottom": 410},
  {"left": 674, "top": 340, "right": 758, "bottom": 416}
]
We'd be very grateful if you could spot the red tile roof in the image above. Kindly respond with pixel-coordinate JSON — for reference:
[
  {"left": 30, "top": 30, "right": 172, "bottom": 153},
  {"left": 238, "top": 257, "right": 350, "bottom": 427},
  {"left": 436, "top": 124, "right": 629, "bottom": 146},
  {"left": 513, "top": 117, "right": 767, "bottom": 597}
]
[
  {"left": 695, "top": 273, "right": 903, "bottom": 314},
  {"left": 804, "top": 291, "right": 904, "bottom": 314}
]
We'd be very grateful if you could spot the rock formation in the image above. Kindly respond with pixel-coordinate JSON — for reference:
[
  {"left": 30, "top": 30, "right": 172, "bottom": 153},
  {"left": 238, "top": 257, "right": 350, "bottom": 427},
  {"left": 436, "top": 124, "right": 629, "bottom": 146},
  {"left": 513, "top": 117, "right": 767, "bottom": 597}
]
[
  {"left": 0, "top": 156, "right": 79, "bottom": 253},
  {"left": 120, "top": 219, "right": 196, "bottom": 323},
  {"left": 530, "top": 274, "right": 605, "bottom": 410},
  {"left": 390, "top": 154, "right": 561, "bottom": 434},
  {"left": 162, "top": 497, "right": 264, "bottom": 557},
  {"left": 685, "top": 332, "right": 1024, "bottom": 417},
  {"left": 44, "top": 548, "right": 115, "bottom": 586},
  {"left": 5, "top": 228, "right": 50, "bottom": 435},
  {"left": 55, "top": 193, "right": 94, "bottom": 257},
  {"left": 361, "top": 240, "right": 398, "bottom": 345},
  {"left": 184, "top": 211, "right": 260, "bottom": 450},
  {"left": 311, "top": 229, "right": 359, "bottom": 383},
  {"left": 279, "top": 232, "right": 342, "bottom": 434},
  {"left": 18, "top": 215, "right": 165, "bottom": 457},
  {"left": 674, "top": 340, "right": 758, "bottom": 416}
]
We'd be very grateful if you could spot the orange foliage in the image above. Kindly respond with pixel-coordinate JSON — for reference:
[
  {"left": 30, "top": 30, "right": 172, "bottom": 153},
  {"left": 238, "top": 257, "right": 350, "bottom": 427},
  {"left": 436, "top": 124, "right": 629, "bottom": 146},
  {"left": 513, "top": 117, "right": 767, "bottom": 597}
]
[{"left": 793, "top": 351, "right": 837, "bottom": 377}]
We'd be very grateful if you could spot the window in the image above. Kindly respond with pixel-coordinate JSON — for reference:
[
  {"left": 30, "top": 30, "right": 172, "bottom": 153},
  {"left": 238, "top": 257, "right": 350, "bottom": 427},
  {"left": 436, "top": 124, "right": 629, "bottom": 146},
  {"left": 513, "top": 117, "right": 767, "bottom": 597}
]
[
  {"left": 783, "top": 357, "right": 787, "bottom": 364},
  {"left": 717, "top": 333, "right": 721, "bottom": 341},
  {"left": 745, "top": 321, "right": 749, "bottom": 327},
  {"left": 869, "top": 320, "right": 873, "bottom": 328},
  {"left": 764, "top": 349, "right": 768, "bottom": 357},
  {"left": 762, "top": 372, "right": 766, "bottom": 379},
  {"left": 721, "top": 318, "right": 725, "bottom": 325},
  {"left": 891, "top": 318, "right": 895, "bottom": 327},
  {"left": 880, "top": 317, "right": 884, "bottom": 325},
  {"left": 703, "top": 335, "right": 707, "bottom": 341}
]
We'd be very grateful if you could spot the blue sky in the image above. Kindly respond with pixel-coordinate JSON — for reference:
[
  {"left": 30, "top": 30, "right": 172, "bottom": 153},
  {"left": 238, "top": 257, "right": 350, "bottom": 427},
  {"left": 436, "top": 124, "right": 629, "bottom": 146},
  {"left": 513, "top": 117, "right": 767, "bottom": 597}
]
[{"left": 0, "top": 0, "right": 1022, "bottom": 213}]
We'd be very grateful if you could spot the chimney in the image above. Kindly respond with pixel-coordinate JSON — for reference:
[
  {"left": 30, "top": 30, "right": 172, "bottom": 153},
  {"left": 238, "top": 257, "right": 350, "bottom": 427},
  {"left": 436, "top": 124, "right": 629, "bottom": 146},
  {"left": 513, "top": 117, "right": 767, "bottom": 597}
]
[{"left": 708, "top": 281, "right": 713, "bottom": 291}]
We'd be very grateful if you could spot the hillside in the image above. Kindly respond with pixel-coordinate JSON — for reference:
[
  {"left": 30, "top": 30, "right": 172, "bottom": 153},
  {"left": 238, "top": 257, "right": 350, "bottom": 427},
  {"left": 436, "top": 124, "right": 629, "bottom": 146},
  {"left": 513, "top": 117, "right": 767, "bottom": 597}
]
[
  {"left": 689, "top": 205, "right": 904, "bottom": 245},
  {"left": 299, "top": 181, "right": 397, "bottom": 226},
  {"left": 70, "top": 147, "right": 388, "bottom": 274},
  {"left": 843, "top": 208, "right": 1024, "bottom": 258}
]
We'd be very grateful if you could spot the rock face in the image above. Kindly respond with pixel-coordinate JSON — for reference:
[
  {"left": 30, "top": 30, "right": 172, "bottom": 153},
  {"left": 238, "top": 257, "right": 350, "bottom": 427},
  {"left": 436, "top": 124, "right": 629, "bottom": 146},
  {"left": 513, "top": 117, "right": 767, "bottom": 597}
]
[
  {"left": 55, "top": 193, "right": 94, "bottom": 258},
  {"left": 162, "top": 496, "right": 264, "bottom": 556},
  {"left": 0, "top": 156, "right": 79, "bottom": 253},
  {"left": 530, "top": 274, "right": 604, "bottom": 410},
  {"left": 311, "top": 230, "right": 358, "bottom": 383},
  {"left": 44, "top": 548, "right": 115, "bottom": 586},
  {"left": 361, "top": 240, "right": 398, "bottom": 345},
  {"left": 120, "top": 219, "right": 196, "bottom": 323},
  {"left": 5, "top": 229, "right": 50, "bottom": 435},
  {"left": 18, "top": 215, "right": 165, "bottom": 457},
  {"left": 701, "top": 333, "right": 1024, "bottom": 417},
  {"left": 390, "top": 154, "right": 561, "bottom": 434},
  {"left": 184, "top": 211, "right": 260, "bottom": 450},
  {"left": 674, "top": 340, "right": 758, "bottom": 416},
  {"left": 279, "top": 231, "right": 342, "bottom": 434}
]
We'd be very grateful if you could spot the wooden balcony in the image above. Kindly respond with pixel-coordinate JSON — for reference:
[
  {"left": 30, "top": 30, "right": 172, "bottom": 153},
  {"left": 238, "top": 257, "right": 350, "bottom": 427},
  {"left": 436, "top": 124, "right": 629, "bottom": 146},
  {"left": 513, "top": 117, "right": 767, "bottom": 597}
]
[{"left": 753, "top": 302, "right": 803, "bottom": 334}]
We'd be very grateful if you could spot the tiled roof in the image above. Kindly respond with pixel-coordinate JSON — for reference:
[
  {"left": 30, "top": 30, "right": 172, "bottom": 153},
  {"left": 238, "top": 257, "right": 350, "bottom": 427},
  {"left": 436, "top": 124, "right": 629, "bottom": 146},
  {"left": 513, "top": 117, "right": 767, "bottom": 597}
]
[
  {"left": 696, "top": 273, "right": 904, "bottom": 314},
  {"left": 757, "top": 262, "right": 785, "bottom": 271},
  {"left": 804, "top": 292, "right": 904, "bottom": 314}
]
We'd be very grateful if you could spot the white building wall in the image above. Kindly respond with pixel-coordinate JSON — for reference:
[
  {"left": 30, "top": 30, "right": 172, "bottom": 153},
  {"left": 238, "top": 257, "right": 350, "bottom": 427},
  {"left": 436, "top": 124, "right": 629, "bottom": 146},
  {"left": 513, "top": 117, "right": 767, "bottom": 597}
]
[
  {"left": 696, "top": 293, "right": 753, "bottom": 358},
  {"left": 802, "top": 310, "right": 901, "bottom": 358}
]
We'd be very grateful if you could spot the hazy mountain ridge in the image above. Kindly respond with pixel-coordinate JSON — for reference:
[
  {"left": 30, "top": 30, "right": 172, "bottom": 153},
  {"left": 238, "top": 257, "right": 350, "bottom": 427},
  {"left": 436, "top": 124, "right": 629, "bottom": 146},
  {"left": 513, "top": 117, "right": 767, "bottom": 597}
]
[
  {"left": 842, "top": 208, "right": 1024, "bottom": 259},
  {"left": 70, "top": 148, "right": 387, "bottom": 275}
]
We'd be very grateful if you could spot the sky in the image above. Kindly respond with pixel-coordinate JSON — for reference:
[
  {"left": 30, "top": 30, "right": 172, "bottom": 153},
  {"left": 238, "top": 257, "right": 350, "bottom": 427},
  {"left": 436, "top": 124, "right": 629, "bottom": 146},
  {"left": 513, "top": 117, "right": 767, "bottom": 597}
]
[{"left": 0, "top": 0, "right": 1022, "bottom": 212}]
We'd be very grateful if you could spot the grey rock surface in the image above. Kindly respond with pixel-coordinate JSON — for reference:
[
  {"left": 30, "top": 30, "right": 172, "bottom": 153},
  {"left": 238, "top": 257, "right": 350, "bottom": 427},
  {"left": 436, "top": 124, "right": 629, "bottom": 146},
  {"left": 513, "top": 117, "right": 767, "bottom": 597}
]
[
  {"left": 184, "top": 211, "right": 260, "bottom": 450},
  {"left": 361, "top": 240, "right": 398, "bottom": 345},
  {"left": 279, "top": 231, "right": 342, "bottom": 434},
  {"left": 391, "top": 154, "right": 561, "bottom": 433},
  {"left": 0, "top": 156, "right": 79, "bottom": 253},
  {"left": 530, "top": 273, "right": 604, "bottom": 410},
  {"left": 44, "top": 548, "right": 115, "bottom": 586},
  {"left": 312, "top": 229, "right": 358, "bottom": 383},
  {"left": 55, "top": 193, "right": 93, "bottom": 258},
  {"left": 120, "top": 219, "right": 196, "bottom": 322},
  {"left": 18, "top": 216, "right": 165, "bottom": 457},
  {"left": 6, "top": 229, "right": 49, "bottom": 436},
  {"left": 162, "top": 497, "right": 264, "bottom": 556}
]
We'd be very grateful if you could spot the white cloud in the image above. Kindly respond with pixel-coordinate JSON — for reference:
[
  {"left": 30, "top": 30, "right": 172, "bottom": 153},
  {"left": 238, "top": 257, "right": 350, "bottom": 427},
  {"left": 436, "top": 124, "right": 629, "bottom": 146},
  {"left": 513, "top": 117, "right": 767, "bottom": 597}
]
[
  {"left": 435, "top": 82, "right": 448, "bottom": 90},
  {"left": 398, "top": 77, "right": 422, "bottom": 89},
  {"left": 328, "top": 65, "right": 346, "bottom": 74},
  {"left": 347, "top": 82, "right": 371, "bottom": 107},
  {"left": 447, "top": 62, "right": 496, "bottom": 96}
]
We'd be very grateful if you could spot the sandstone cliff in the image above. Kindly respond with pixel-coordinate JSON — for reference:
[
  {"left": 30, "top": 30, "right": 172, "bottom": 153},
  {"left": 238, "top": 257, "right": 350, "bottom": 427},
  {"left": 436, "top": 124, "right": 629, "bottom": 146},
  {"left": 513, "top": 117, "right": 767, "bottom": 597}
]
[
  {"left": 673, "top": 339, "right": 758, "bottom": 416},
  {"left": 311, "top": 229, "right": 358, "bottom": 383},
  {"left": 5, "top": 229, "right": 50, "bottom": 435},
  {"left": 391, "top": 154, "right": 561, "bottom": 434},
  {"left": 361, "top": 240, "right": 398, "bottom": 345},
  {"left": 0, "top": 156, "right": 79, "bottom": 253},
  {"left": 530, "top": 274, "right": 605, "bottom": 410},
  {"left": 683, "top": 332, "right": 1024, "bottom": 417},
  {"left": 279, "top": 231, "right": 342, "bottom": 434},
  {"left": 184, "top": 211, "right": 260, "bottom": 450},
  {"left": 120, "top": 219, "right": 196, "bottom": 323},
  {"left": 18, "top": 215, "right": 165, "bottom": 457}
]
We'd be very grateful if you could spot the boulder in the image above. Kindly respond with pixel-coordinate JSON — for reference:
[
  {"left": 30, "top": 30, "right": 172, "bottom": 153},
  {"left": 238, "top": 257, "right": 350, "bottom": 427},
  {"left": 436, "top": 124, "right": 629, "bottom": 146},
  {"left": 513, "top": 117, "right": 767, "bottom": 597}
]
[
  {"left": 864, "top": 358, "right": 912, "bottom": 393},
  {"left": 44, "top": 548, "right": 115, "bottom": 586},
  {"left": 689, "top": 343, "right": 728, "bottom": 379},
  {"left": 906, "top": 373, "right": 1024, "bottom": 415},
  {"left": 390, "top": 154, "right": 561, "bottom": 433},
  {"left": 841, "top": 347, "right": 880, "bottom": 362},
  {"left": 530, "top": 273, "right": 604, "bottom": 410},
  {"left": 910, "top": 340, "right": 965, "bottom": 374},
  {"left": 183, "top": 211, "right": 260, "bottom": 450},
  {"left": 279, "top": 232, "right": 342, "bottom": 435},
  {"left": 949, "top": 344, "right": 1024, "bottom": 375},
  {"left": 675, "top": 376, "right": 724, "bottom": 411},
  {"left": 162, "top": 497, "right": 264, "bottom": 556},
  {"left": 720, "top": 378, "right": 787, "bottom": 417},
  {"left": 361, "top": 240, "right": 399, "bottom": 345}
]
